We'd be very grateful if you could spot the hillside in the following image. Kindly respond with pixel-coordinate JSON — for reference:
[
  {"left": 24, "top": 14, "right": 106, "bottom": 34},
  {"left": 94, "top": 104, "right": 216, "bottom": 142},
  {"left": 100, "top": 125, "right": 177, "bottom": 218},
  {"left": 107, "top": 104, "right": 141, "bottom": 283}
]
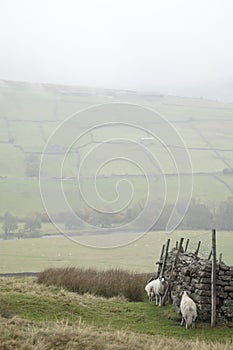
[
  {"left": 0, "top": 276, "right": 232, "bottom": 350},
  {"left": 0, "top": 80, "right": 233, "bottom": 219}
]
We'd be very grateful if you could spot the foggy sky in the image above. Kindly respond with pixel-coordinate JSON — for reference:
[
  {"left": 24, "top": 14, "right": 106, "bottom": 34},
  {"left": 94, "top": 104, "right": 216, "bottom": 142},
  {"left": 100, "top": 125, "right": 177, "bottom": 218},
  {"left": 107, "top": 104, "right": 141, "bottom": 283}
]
[{"left": 0, "top": 0, "right": 233, "bottom": 102}]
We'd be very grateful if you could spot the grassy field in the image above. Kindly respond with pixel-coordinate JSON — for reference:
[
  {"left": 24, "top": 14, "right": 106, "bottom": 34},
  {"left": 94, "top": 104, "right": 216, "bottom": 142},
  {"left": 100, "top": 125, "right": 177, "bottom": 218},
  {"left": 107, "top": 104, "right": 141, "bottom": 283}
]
[
  {"left": 0, "top": 80, "right": 233, "bottom": 299},
  {"left": 0, "top": 173, "right": 233, "bottom": 216},
  {"left": 0, "top": 230, "right": 232, "bottom": 273},
  {"left": 0, "top": 277, "right": 232, "bottom": 349},
  {"left": 0, "top": 80, "right": 233, "bottom": 218}
]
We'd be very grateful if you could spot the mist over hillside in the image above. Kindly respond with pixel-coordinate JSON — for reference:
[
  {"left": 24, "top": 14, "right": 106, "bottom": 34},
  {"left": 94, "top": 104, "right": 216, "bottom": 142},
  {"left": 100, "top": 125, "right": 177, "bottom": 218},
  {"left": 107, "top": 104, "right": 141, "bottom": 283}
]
[
  {"left": 0, "top": 78, "right": 233, "bottom": 267},
  {"left": 0, "top": 79, "right": 232, "bottom": 228}
]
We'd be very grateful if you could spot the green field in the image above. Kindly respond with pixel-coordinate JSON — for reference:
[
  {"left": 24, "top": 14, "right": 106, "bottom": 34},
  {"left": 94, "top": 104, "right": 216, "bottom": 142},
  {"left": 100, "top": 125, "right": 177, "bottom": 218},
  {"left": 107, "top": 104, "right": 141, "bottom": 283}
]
[
  {"left": 0, "top": 277, "right": 232, "bottom": 349},
  {"left": 0, "top": 230, "right": 232, "bottom": 273},
  {"left": 0, "top": 80, "right": 233, "bottom": 276},
  {"left": 0, "top": 80, "right": 233, "bottom": 218},
  {"left": 0, "top": 173, "right": 232, "bottom": 217}
]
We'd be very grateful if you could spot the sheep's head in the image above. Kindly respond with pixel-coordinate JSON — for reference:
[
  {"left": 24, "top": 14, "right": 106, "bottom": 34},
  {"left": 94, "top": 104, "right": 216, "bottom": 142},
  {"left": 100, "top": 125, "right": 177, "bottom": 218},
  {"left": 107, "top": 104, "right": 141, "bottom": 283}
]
[{"left": 159, "top": 275, "right": 166, "bottom": 284}]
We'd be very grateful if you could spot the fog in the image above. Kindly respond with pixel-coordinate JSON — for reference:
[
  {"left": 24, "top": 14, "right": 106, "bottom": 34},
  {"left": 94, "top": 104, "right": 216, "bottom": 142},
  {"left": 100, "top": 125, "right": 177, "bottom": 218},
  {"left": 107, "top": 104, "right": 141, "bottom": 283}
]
[{"left": 0, "top": 0, "right": 233, "bottom": 102}]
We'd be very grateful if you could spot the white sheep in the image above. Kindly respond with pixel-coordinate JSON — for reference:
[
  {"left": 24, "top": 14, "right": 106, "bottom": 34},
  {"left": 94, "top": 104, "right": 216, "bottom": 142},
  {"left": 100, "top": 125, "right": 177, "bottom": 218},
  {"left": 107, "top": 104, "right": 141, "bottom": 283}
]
[
  {"left": 145, "top": 276, "right": 167, "bottom": 306},
  {"left": 145, "top": 277, "right": 156, "bottom": 302},
  {"left": 180, "top": 291, "right": 197, "bottom": 330},
  {"left": 153, "top": 276, "right": 167, "bottom": 306}
]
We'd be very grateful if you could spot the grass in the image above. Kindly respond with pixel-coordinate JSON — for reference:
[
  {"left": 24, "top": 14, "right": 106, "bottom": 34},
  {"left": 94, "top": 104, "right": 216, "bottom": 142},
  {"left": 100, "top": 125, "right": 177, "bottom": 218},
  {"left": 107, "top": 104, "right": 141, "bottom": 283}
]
[
  {"left": 10, "top": 121, "right": 45, "bottom": 152},
  {"left": 0, "top": 174, "right": 232, "bottom": 218},
  {"left": 0, "top": 277, "right": 232, "bottom": 349},
  {"left": 0, "top": 179, "right": 43, "bottom": 215},
  {"left": 0, "top": 144, "right": 25, "bottom": 177},
  {"left": 0, "top": 230, "right": 233, "bottom": 273},
  {"left": 0, "top": 80, "right": 233, "bottom": 218}
]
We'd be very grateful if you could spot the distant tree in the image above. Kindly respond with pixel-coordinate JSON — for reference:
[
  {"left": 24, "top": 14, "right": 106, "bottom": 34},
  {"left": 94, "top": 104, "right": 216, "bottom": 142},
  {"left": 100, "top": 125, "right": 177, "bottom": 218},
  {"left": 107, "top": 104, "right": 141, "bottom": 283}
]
[
  {"left": 152, "top": 204, "right": 175, "bottom": 231},
  {"left": 84, "top": 211, "right": 110, "bottom": 228},
  {"left": 78, "top": 208, "right": 125, "bottom": 228},
  {"left": 16, "top": 229, "right": 25, "bottom": 239},
  {"left": 24, "top": 212, "right": 42, "bottom": 232},
  {"left": 216, "top": 197, "right": 233, "bottom": 230},
  {"left": 40, "top": 212, "right": 51, "bottom": 223},
  {"left": 135, "top": 199, "right": 159, "bottom": 229},
  {"left": 2, "top": 211, "right": 18, "bottom": 239},
  {"left": 182, "top": 199, "right": 213, "bottom": 230},
  {"left": 63, "top": 212, "right": 84, "bottom": 229}
]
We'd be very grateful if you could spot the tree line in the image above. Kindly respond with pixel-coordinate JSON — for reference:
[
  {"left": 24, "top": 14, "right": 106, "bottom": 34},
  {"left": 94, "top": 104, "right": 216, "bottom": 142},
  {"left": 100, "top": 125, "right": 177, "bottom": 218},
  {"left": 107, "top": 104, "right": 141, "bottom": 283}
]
[
  {"left": 1, "top": 212, "right": 43, "bottom": 239},
  {"left": 1, "top": 197, "right": 233, "bottom": 239}
]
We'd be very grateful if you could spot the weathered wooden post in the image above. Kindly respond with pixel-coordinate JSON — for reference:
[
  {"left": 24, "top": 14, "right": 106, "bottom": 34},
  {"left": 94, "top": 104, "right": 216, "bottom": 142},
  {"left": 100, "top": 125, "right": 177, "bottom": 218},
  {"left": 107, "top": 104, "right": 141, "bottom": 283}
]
[
  {"left": 160, "top": 239, "right": 170, "bottom": 277},
  {"left": 208, "top": 250, "right": 212, "bottom": 260},
  {"left": 211, "top": 229, "right": 217, "bottom": 327},
  {"left": 184, "top": 238, "right": 189, "bottom": 252},
  {"left": 195, "top": 241, "right": 201, "bottom": 257},
  {"left": 174, "top": 237, "right": 184, "bottom": 265},
  {"left": 156, "top": 244, "right": 165, "bottom": 277},
  {"left": 162, "top": 237, "right": 184, "bottom": 306}
]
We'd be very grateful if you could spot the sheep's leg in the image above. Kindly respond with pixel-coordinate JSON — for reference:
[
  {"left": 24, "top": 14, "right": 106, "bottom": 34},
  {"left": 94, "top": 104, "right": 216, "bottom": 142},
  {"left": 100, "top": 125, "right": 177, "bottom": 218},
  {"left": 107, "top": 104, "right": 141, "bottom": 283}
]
[
  {"left": 192, "top": 318, "right": 195, "bottom": 329},
  {"left": 180, "top": 317, "right": 184, "bottom": 326},
  {"left": 159, "top": 294, "right": 162, "bottom": 306},
  {"left": 155, "top": 294, "right": 158, "bottom": 305}
]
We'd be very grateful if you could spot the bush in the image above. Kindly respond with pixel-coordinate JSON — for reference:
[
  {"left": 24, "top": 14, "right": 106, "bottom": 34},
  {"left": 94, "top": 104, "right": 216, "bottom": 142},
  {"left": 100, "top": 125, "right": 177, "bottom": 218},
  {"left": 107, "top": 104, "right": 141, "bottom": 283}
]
[{"left": 38, "top": 267, "right": 148, "bottom": 301}]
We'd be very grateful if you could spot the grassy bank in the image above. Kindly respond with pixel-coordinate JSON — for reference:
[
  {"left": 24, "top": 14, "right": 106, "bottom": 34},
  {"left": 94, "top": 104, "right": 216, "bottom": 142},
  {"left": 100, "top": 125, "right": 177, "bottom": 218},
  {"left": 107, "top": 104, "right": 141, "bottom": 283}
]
[{"left": 0, "top": 277, "right": 232, "bottom": 349}]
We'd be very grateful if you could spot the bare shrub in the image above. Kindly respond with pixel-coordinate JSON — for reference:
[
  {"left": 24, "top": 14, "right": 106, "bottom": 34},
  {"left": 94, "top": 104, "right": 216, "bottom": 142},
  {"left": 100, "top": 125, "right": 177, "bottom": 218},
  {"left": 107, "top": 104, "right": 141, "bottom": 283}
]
[{"left": 38, "top": 267, "right": 147, "bottom": 301}]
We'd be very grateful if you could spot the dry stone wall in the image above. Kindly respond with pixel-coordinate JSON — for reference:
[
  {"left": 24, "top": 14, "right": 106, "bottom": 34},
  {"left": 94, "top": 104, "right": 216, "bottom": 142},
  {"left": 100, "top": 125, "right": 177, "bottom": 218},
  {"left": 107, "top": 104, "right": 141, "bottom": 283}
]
[{"left": 163, "top": 249, "right": 233, "bottom": 323}]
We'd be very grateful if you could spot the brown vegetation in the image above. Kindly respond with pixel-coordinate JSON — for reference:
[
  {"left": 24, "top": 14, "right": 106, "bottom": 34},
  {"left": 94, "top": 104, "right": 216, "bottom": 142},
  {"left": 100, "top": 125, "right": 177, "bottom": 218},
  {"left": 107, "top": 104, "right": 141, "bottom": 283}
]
[
  {"left": 1, "top": 316, "right": 233, "bottom": 350},
  {"left": 38, "top": 267, "right": 148, "bottom": 301}
]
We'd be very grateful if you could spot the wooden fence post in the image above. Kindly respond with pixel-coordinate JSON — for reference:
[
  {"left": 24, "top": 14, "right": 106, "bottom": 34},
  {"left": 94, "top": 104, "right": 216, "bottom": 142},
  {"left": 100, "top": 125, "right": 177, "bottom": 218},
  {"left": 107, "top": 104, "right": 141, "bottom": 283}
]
[
  {"left": 208, "top": 250, "right": 212, "bottom": 260},
  {"left": 162, "top": 237, "right": 184, "bottom": 306},
  {"left": 219, "top": 253, "right": 222, "bottom": 263},
  {"left": 174, "top": 237, "right": 184, "bottom": 265},
  {"left": 156, "top": 244, "right": 165, "bottom": 277},
  {"left": 160, "top": 239, "right": 170, "bottom": 277},
  {"left": 211, "top": 229, "right": 217, "bottom": 327},
  {"left": 195, "top": 241, "right": 201, "bottom": 257},
  {"left": 184, "top": 238, "right": 189, "bottom": 252}
]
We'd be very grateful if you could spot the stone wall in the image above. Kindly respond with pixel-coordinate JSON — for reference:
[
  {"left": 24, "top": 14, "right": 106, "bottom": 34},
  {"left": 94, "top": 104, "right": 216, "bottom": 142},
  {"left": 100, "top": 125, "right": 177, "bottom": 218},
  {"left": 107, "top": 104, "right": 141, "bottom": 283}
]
[{"left": 163, "top": 249, "right": 233, "bottom": 323}]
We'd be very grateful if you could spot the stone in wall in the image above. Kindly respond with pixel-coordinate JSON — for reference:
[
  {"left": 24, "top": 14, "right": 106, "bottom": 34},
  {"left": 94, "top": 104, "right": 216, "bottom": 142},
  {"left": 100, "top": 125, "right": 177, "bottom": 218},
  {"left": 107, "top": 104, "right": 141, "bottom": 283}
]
[{"left": 162, "top": 249, "right": 233, "bottom": 323}]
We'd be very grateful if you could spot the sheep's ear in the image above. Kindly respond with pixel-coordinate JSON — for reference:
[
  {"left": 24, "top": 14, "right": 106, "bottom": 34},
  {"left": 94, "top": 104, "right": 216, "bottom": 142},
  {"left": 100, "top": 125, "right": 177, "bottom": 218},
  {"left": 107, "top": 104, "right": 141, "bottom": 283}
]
[{"left": 179, "top": 290, "right": 184, "bottom": 297}]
